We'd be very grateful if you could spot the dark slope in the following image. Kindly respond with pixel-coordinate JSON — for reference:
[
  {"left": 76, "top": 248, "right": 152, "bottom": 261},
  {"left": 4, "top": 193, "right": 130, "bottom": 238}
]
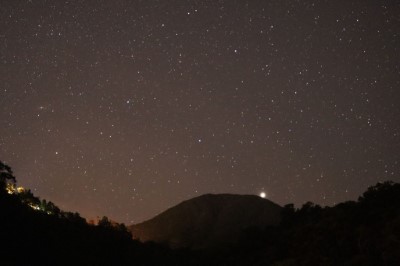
[
  {"left": 0, "top": 189, "right": 188, "bottom": 266},
  {"left": 129, "top": 194, "right": 282, "bottom": 249},
  {"left": 2, "top": 179, "right": 400, "bottom": 265}
]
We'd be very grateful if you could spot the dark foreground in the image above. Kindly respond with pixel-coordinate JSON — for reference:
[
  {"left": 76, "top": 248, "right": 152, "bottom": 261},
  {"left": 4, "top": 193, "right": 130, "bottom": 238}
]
[{"left": 1, "top": 161, "right": 399, "bottom": 265}]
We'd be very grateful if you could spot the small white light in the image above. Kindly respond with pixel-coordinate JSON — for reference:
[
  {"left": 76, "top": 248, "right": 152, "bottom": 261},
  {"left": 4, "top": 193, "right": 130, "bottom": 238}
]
[{"left": 260, "top": 192, "right": 266, "bottom": 198}]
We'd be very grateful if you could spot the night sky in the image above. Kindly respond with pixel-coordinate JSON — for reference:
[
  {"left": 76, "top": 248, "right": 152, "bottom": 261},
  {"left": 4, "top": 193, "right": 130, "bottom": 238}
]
[{"left": 1, "top": 0, "right": 399, "bottom": 224}]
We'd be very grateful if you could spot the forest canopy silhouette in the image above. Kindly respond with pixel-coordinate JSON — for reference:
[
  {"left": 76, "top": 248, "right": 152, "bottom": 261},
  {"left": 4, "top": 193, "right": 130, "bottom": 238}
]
[{"left": 1, "top": 160, "right": 399, "bottom": 265}]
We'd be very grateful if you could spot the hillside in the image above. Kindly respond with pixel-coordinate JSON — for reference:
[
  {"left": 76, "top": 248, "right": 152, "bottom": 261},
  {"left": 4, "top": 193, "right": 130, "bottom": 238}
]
[
  {"left": 0, "top": 161, "right": 186, "bottom": 265},
  {"left": 2, "top": 161, "right": 400, "bottom": 265},
  {"left": 129, "top": 194, "right": 282, "bottom": 249}
]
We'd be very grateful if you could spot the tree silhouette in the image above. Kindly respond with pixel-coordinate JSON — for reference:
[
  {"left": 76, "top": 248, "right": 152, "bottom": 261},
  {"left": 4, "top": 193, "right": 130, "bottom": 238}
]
[
  {"left": 1, "top": 159, "right": 399, "bottom": 265},
  {"left": 98, "top": 216, "right": 113, "bottom": 228},
  {"left": 0, "top": 160, "right": 16, "bottom": 191},
  {"left": 18, "top": 189, "right": 40, "bottom": 206}
]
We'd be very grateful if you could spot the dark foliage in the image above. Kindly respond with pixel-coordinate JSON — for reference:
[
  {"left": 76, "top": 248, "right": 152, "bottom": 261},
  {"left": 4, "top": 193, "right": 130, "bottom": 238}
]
[
  {"left": 0, "top": 161, "right": 16, "bottom": 189},
  {"left": 214, "top": 181, "right": 400, "bottom": 266},
  {"left": 1, "top": 160, "right": 399, "bottom": 265},
  {"left": 0, "top": 161, "right": 193, "bottom": 266}
]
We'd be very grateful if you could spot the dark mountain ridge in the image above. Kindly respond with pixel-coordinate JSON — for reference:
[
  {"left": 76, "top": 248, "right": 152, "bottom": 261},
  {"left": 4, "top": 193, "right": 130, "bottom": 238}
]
[
  {"left": 129, "top": 193, "right": 282, "bottom": 249},
  {"left": 2, "top": 161, "right": 400, "bottom": 265}
]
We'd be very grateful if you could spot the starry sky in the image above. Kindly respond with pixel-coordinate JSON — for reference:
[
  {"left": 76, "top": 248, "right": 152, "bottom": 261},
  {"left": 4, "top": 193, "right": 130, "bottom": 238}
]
[{"left": 1, "top": 0, "right": 399, "bottom": 224}]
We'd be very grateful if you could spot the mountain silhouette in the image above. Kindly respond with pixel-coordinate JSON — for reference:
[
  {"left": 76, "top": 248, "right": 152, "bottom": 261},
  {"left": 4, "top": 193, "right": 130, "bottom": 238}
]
[
  {"left": 129, "top": 194, "right": 282, "bottom": 249},
  {"left": 3, "top": 160, "right": 400, "bottom": 265}
]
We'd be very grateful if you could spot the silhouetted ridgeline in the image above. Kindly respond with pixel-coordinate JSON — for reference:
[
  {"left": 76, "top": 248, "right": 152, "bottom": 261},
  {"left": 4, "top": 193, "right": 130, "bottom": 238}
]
[
  {"left": 130, "top": 193, "right": 282, "bottom": 249},
  {"left": 128, "top": 181, "right": 400, "bottom": 265},
  {"left": 222, "top": 181, "right": 400, "bottom": 266},
  {"left": 0, "top": 161, "right": 190, "bottom": 265},
  {"left": 1, "top": 160, "right": 400, "bottom": 265}
]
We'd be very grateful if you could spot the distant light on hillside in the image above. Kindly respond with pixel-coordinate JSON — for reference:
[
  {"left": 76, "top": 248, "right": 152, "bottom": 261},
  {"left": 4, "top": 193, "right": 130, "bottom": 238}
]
[{"left": 260, "top": 192, "right": 266, "bottom": 198}]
